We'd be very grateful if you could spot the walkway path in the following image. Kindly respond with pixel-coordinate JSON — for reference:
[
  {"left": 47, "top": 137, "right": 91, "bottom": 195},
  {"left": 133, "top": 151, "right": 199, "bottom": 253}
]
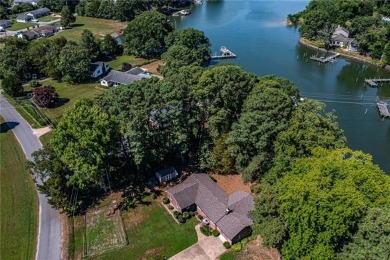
[
  {"left": 0, "top": 93, "right": 61, "bottom": 260},
  {"left": 170, "top": 224, "right": 226, "bottom": 260}
]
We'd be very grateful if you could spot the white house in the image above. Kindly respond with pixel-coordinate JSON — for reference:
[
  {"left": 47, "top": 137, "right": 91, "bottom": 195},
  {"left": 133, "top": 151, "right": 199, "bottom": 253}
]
[
  {"left": 155, "top": 167, "right": 179, "bottom": 184},
  {"left": 26, "top": 8, "right": 51, "bottom": 20},
  {"left": 331, "top": 26, "right": 350, "bottom": 47},
  {"left": 0, "top": 20, "right": 12, "bottom": 30},
  {"left": 13, "top": 0, "right": 40, "bottom": 6},
  {"left": 90, "top": 62, "right": 110, "bottom": 78},
  {"left": 16, "top": 14, "right": 32, "bottom": 23},
  {"left": 100, "top": 67, "right": 151, "bottom": 87}
]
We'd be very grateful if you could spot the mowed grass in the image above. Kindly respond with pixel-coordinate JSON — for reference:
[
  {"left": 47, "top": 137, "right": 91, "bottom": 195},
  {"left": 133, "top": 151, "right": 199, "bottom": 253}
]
[
  {"left": 8, "top": 21, "right": 36, "bottom": 31},
  {"left": 108, "top": 55, "right": 151, "bottom": 70},
  {"left": 70, "top": 199, "right": 198, "bottom": 259},
  {"left": 0, "top": 117, "right": 38, "bottom": 260},
  {"left": 40, "top": 80, "right": 105, "bottom": 123},
  {"left": 54, "top": 16, "right": 126, "bottom": 41},
  {"left": 38, "top": 16, "right": 58, "bottom": 22}
]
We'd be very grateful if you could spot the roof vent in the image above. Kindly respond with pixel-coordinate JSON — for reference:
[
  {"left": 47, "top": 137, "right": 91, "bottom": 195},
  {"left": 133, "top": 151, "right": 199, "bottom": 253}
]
[{"left": 226, "top": 208, "right": 231, "bottom": 215}]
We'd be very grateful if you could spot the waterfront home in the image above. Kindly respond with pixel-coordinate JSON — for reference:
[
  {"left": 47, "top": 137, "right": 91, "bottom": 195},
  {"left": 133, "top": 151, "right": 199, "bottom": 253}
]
[
  {"left": 90, "top": 62, "right": 111, "bottom": 78},
  {"left": 167, "top": 173, "right": 254, "bottom": 244},
  {"left": 155, "top": 167, "right": 179, "bottom": 184},
  {"left": 100, "top": 67, "right": 151, "bottom": 87},
  {"left": 347, "top": 38, "right": 359, "bottom": 52},
  {"left": 331, "top": 26, "right": 350, "bottom": 47}
]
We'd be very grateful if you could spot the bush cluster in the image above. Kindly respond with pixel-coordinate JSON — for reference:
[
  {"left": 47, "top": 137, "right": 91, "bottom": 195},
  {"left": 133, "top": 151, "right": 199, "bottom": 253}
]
[
  {"left": 162, "top": 197, "right": 169, "bottom": 204},
  {"left": 212, "top": 229, "right": 220, "bottom": 237},
  {"left": 223, "top": 241, "right": 231, "bottom": 249},
  {"left": 231, "top": 242, "right": 242, "bottom": 252},
  {"left": 168, "top": 205, "right": 174, "bottom": 210},
  {"left": 200, "top": 225, "right": 211, "bottom": 236}
]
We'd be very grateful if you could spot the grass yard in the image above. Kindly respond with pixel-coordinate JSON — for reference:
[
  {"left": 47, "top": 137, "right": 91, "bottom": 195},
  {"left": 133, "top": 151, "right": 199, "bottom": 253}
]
[
  {"left": 108, "top": 55, "right": 151, "bottom": 71},
  {"left": 40, "top": 131, "right": 53, "bottom": 147},
  {"left": 8, "top": 21, "right": 36, "bottom": 31},
  {"left": 54, "top": 16, "right": 126, "bottom": 41},
  {"left": 40, "top": 80, "right": 105, "bottom": 123},
  {"left": 69, "top": 198, "right": 198, "bottom": 259},
  {"left": 38, "top": 16, "right": 58, "bottom": 22},
  {"left": 0, "top": 117, "right": 38, "bottom": 260}
]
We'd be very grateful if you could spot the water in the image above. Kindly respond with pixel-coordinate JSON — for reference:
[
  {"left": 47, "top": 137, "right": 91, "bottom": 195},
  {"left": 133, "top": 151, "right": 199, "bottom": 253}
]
[{"left": 173, "top": 0, "right": 390, "bottom": 173}]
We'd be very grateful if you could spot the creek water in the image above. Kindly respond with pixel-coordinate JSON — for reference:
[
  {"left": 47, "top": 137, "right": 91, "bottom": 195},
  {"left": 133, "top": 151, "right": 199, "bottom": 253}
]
[{"left": 172, "top": 0, "right": 390, "bottom": 173}]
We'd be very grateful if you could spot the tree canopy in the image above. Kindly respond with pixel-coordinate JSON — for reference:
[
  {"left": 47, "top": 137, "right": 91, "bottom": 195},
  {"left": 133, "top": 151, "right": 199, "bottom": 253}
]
[{"left": 123, "top": 11, "right": 174, "bottom": 58}]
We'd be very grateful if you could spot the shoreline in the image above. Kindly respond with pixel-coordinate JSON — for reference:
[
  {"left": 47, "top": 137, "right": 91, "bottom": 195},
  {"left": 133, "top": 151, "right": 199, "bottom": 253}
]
[{"left": 299, "top": 38, "right": 390, "bottom": 72}]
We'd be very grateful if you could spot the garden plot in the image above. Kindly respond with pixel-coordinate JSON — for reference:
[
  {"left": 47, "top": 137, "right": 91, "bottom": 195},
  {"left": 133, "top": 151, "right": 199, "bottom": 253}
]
[{"left": 85, "top": 206, "right": 127, "bottom": 257}]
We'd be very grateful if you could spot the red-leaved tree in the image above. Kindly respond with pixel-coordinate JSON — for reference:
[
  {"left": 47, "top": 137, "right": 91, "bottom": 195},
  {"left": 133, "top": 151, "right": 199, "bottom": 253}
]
[{"left": 33, "top": 86, "right": 59, "bottom": 108}]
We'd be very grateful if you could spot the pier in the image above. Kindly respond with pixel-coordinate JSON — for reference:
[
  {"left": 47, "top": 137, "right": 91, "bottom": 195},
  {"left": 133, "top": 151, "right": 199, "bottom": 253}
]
[
  {"left": 310, "top": 53, "right": 340, "bottom": 63},
  {"left": 377, "top": 101, "right": 390, "bottom": 118},
  {"left": 364, "top": 78, "right": 390, "bottom": 87},
  {"left": 211, "top": 46, "right": 237, "bottom": 60}
]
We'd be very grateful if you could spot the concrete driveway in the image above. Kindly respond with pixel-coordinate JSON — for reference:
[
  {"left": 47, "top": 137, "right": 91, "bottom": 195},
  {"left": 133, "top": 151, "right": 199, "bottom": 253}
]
[{"left": 170, "top": 224, "right": 227, "bottom": 260}]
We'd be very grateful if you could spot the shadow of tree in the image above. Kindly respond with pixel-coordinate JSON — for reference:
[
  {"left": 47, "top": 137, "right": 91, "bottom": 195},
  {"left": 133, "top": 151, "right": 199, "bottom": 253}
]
[
  {"left": 0, "top": 122, "right": 19, "bottom": 133},
  {"left": 53, "top": 98, "right": 70, "bottom": 108}
]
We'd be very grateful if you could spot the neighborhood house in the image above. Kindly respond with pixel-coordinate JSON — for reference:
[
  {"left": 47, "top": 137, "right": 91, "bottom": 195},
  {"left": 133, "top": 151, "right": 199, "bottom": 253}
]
[
  {"left": 17, "top": 25, "right": 58, "bottom": 40},
  {"left": 100, "top": 67, "right": 151, "bottom": 87},
  {"left": 16, "top": 7, "right": 51, "bottom": 22},
  {"left": 167, "top": 173, "right": 254, "bottom": 244},
  {"left": 0, "top": 20, "right": 12, "bottom": 30},
  {"left": 90, "top": 62, "right": 110, "bottom": 78},
  {"left": 331, "top": 25, "right": 358, "bottom": 52},
  {"left": 13, "top": 0, "right": 40, "bottom": 6},
  {"left": 155, "top": 167, "right": 179, "bottom": 184}
]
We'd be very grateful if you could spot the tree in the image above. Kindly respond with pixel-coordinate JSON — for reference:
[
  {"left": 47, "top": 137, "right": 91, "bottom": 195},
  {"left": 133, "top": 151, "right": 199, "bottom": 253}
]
[
  {"left": 227, "top": 80, "right": 294, "bottom": 181},
  {"left": 79, "top": 29, "right": 100, "bottom": 60},
  {"left": 123, "top": 11, "right": 174, "bottom": 58},
  {"left": 32, "top": 86, "right": 59, "bottom": 108},
  {"left": 0, "top": 37, "right": 30, "bottom": 81},
  {"left": 1, "top": 74, "right": 23, "bottom": 97},
  {"left": 339, "top": 207, "right": 390, "bottom": 260},
  {"left": 56, "top": 42, "right": 92, "bottom": 83},
  {"left": 115, "top": 0, "right": 149, "bottom": 21},
  {"left": 268, "top": 99, "right": 346, "bottom": 181},
  {"left": 97, "top": 0, "right": 116, "bottom": 19},
  {"left": 100, "top": 34, "right": 118, "bottom": 59},
  {"left": 0, "top": 5, "right": 8, "bottom": 19},
  {"left": 60, "top": 5, "right": 75, "bottom": 28},
  {"left": 277, "top": 148, "right": 390, "bottom": 259},
  {"left": 51, "top": 99, "right": 121, "bottom": 189}
]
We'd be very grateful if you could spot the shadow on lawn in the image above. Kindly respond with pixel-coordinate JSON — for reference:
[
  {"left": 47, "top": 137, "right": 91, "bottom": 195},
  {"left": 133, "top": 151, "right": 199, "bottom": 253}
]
[
  {"left": 70, "top": 23, "right": 85, "bottom": 28},
  {"left": 53, "top": 98, "right": 70, "bottom": 108}
]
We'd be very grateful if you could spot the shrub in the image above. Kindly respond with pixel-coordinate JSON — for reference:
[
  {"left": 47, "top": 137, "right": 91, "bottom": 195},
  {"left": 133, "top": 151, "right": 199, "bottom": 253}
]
[
  {"left": 177, "top": 215, "right": 186, "bottom": 223},
  {"left": 241, "top": 238, "right": 249, "bottom": 245},
  {"left": 173, "top": 210, "right": 179, "bottom": 218},
  {"left": 231, "top": 242, "right": 242, "bottom": 252},
  {"left": 29, "top": 79, "right": 40, "bottom": 88},
  {"left": 152, "top": 193, "right": 157, "bottom": 199},
  {"left": 212, "top": 229, "right": 220, "bottom": 237},
  {"left": 183, "top": 212, "right": 190, "bottom": 219},
  {"left": 168, "top": 205, "right": 174, "bottom": 210},
  {"left": 223, "top": 241, "right": 231, "bottom": 249},
  {"left": 190, "top": 211, "right": 195, "bottom": 217},
  {"left": 200, "top": 225, "right": 211, "bottom": 236},
  {"left": 198, "top": 215, "right": 203, "bottom": 220},
  {"left": 162, "top": 197, "right": 169, "bottom": 204},
  {"left": 32, "top": 86, "right": 59, "bottom": 108}
]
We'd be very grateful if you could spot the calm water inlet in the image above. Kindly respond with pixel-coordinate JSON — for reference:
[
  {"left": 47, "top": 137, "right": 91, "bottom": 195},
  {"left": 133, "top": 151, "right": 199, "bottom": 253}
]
[{"left": 173, "top": 0, "right": 390, "bottom": 173}]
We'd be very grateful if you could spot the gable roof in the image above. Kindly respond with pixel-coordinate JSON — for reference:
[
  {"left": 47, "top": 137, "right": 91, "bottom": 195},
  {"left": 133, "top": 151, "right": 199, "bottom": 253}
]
[
  {"left": 156, "top": 167, "right": 177, "bottom": 178},
  {"left": 333, "top": 25, "right": 349, "bottom": 38},
  {"left": 27, "top": 7, "right": 50, "bottom": 17},
  {"left": 16, "top": 14, "right": 31, "bottom": 21},
  {"left": 14, "top": 0, "right": 40, "bottom": 3},
  {"left": 167, "top": 173, "right": 254, "bottom": 240},
  {"left": 102, "top": 70, "right": 143, "bottom": 85},
  {"left": 127, "top": 67, "right": 146, "bottom": 75}
]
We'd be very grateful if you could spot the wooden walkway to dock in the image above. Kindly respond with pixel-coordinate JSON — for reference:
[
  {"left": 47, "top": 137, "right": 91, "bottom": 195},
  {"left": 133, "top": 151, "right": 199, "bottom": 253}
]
[
  {"left": 365, "top": 78, "right": 390, "bottom": 87},
  {"left": 211, "top": 46, "right": 237, "bottom": 60},
  {"left": 377, "top": 101, "right": 390, "bottom": 118},
  {"left": 310, "top": 53, "right": 340, "bottom": 63}
]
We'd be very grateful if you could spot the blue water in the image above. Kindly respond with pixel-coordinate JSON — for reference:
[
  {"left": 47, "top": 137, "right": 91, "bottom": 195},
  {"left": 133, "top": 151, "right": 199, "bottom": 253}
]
[{"left": 173, "top": 0, "right": 390, "bottom": 173}]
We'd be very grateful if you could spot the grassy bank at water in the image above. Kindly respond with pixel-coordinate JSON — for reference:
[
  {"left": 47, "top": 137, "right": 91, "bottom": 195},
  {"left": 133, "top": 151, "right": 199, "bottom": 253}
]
[{"left": 0, "top": 117, "right": 38, "bottom": 260}]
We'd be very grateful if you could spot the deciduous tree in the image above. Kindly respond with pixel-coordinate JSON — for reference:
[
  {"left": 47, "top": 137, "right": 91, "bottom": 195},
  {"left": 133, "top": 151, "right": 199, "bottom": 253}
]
[{"left": 32, "top": 86, "right": 59, "bottom": 108}]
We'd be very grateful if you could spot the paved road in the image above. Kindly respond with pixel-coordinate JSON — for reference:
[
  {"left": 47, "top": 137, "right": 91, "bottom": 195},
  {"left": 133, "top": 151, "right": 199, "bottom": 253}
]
[{"left": 0, "top": 94, "right": 61, "bottom": 260}]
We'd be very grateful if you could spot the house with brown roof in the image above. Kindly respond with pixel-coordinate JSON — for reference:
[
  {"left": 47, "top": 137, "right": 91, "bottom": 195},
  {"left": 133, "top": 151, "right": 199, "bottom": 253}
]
[{"left": 167, "top": 173, "right": 254, "bottom": 244}]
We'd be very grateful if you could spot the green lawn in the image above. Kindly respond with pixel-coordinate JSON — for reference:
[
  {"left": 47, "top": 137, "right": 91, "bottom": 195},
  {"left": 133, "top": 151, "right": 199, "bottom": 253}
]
[
  {"left": 40, "top": 131, "right": 53, "bottom": 147},
  {"left": 8, "top": 21, "right": 36, "bottom": 31},
  {"left": 108, "top": 55, "right": 151, "bottom": 70},
  {"left": 40, "top": 80, "right": 105, "bottom": 123},
  {"left": 38, "top": 16, "right": 58, "bottom": 22},
  {"left": 0, "top": 117, "right": 38, "bottom": 260},
  {"left": 70, "top": 199, "right": 198, "bottom": 259},
  {"left": 54, "top": 16, "right": 126, "bottom": 41}
]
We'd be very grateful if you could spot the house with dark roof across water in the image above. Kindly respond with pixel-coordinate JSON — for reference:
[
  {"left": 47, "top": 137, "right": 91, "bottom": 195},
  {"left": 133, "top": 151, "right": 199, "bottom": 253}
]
[{"left": 166, "top": 173, "right": 254, "bottom": 244}]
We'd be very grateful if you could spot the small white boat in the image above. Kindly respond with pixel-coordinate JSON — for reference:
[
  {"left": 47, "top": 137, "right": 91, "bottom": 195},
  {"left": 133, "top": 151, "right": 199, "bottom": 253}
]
[
  {"left": 194, "top": 0, "right": 203, "bottom": 4},
  {"left": 179, "top": 10, "right": 190, "bottom": 15}
]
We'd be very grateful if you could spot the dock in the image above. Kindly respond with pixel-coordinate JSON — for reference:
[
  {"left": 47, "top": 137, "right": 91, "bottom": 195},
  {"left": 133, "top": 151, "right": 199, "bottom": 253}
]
[
  {"left": 365, "top": 78, "right": 390, "bottom": 87},
  {"left": 310, "top": 53, "right": 340, "bottom": 63},
  {"left": 377, "top": 101, "right": 390, "bottom": 118},
  {"left": 211, "top": 46, "right": 237, "bottom": 60}
]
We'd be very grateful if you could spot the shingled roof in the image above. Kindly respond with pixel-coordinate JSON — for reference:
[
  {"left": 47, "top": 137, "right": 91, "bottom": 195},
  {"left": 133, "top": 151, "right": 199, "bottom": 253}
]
[{"left": 167, "top": 173, "right": 254, "bottom": 241}]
